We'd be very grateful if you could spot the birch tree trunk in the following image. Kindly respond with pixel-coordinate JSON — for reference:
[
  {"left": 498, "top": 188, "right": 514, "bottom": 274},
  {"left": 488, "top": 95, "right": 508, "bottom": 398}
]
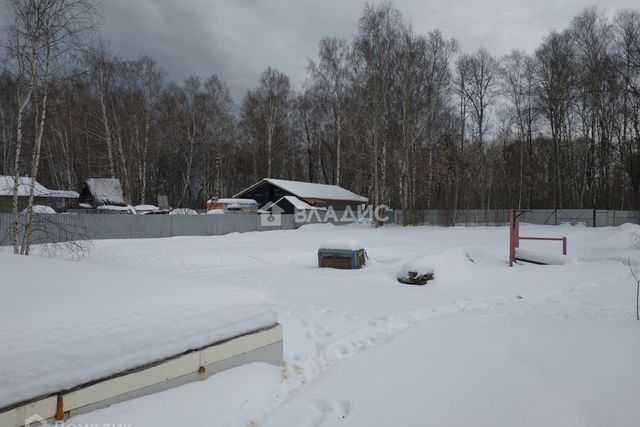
[
  {"left": 11, "top": 89, "right": 30, "bottom": 254},
  {"left": 22, "top": 86, "right": 50, "bottom": 255},
  {"left": 99, "top": 86, "right": 116, "bottom": 178},
  {"left": 11, "top": 41, "right": 36, "bottom": 254}
]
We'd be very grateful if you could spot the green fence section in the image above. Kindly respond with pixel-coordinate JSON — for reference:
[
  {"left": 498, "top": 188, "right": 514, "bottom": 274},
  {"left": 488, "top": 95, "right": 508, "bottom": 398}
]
[{"left": 394, "top": 209, "right": 640, "bottom": 227}]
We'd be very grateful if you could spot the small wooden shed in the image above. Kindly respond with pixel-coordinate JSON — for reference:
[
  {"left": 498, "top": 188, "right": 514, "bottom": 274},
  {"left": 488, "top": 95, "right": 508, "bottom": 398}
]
[{"left": 78, "top": 178, "right": 127, "bottom": 208}]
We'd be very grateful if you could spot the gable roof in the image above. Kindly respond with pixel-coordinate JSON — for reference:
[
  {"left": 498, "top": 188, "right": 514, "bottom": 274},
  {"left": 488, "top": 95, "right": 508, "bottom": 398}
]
[
  {"left": 235, "top": 178, "right": 368, "bottom": 203},
  {"left": 0, "top": 176, "right": 79, "bottom": 198},
  {"left": 274, "top": 195, "right": 327, "bottom": 211},
  {"left": 85, "top": 178, "right": 126, "bottom": 206}
]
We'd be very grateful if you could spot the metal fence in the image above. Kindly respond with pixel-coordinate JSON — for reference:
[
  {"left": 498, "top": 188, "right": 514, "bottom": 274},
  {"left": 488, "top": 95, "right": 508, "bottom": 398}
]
[
  {"left": 0, "top": 209, "right": 374, "bottom": 246},
  {"left": 394, "top": 209, "right": 640, "bottom": 227},
  {"left": 2, "top": 208, "right": 638, "bottom": 246},
  {"left": 0, "top": 213, "right": 297, "bottom": 246}
]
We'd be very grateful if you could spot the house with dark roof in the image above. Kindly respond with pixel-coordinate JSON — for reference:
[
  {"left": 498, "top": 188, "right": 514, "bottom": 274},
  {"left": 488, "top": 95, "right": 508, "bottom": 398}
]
[
  {"left": 0, "top": 176, "right": 79, "bottom": 213},
  {"left": 233, "top": 178, "right": 368, "bottom": 213}
]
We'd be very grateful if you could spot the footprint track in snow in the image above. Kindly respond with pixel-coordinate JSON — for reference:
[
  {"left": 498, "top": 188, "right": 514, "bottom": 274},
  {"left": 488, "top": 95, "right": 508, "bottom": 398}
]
[{"left": 297, "top": 280, "right": 608, "bottom": 383}]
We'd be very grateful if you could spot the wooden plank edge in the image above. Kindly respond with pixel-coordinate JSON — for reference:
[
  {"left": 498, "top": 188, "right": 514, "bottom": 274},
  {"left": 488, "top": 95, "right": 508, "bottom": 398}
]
[{"left": 1, "top": 323, "right": 283, "bottom": 427}]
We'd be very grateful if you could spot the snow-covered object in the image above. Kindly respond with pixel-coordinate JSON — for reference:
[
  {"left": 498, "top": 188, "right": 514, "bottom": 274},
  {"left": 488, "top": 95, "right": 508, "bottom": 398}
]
[
  {"left": 275, "top": 195, "right": 326, "bottom": 211},
  {"left": 96, "top": 204, "right": 136, "bottom": 214},
  {"left": 0, "top": 175, "right": 78, "bottom": 198},
  {"left": 214, "top": 198, "right": 258, "bottom": 206},
  {"left": 234, "top": 178, "right": 368, "bottom": 203},
  {"left": 134, "top": 204, "right": 159, "bottom": 212},
  {"left": 169, "top": 208, "right": 198, "bottom": 215},
  {"left": 398, "top": 248, "right": 477, "bottom": 284},
  {"left": 134, "top": 204, "right": 169, "bottom": 215},
  {"left": 207, "top": 209, "right": 224, "bottom": 215},
  {"left": 85, "top": 178, "right": 126, "bottom": 206},
  {"left": 78, "top": 202, "right": 92, "bottom": 209},
  {"left": 397, "top": 267, "right": 434, "bottom": 285},
  {"left": 398, "top": 256, "right": 436, "bottom": 284},
  {"left": 515, "top": 248, "right": 569, "bottom": 265},
  {"left": 0, "top": 254, "right": 277, "bottom": 409},
  {"left": 319, "top": 239, "right": 364, "bottom": 251},
  {"left": 21, "top": 205, "right": 56, "bottom": 214}
]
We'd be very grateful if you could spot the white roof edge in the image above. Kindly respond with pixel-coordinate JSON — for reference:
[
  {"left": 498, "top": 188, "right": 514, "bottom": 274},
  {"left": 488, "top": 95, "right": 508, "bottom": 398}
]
[
  {"left": 232, "top": 180, "right": 265, "bottom": 198},
  {"left": 274, "top": 195, "right": 327, "bottom": 211},
  {"left": 214, "top": 198, "right": 258, "bottom": 205}
]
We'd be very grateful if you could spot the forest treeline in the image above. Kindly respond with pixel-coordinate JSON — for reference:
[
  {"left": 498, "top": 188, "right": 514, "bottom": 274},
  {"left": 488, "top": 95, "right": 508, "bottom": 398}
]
[{"left": 1, "top": 1, "right": 640, "bottom": 219}]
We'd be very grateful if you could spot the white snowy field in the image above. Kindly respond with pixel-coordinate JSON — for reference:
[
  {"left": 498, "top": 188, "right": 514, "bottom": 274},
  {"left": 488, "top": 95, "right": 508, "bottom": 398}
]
[{"left": 4, "top": 222, "right": 640, "bottom": 426}]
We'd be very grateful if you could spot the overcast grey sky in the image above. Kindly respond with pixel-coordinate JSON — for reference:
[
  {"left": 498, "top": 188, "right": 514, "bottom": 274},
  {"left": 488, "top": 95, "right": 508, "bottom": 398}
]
[{"left": 101, "top": 0, "right": 639, "bottom": 100}]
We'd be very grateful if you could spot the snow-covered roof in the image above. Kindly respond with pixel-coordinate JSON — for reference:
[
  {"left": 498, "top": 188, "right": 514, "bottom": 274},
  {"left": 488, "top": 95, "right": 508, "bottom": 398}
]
[
  {"left": 85, "top": 178, "right": 126, "bottom": 206},
  {"left": 275, "top": 195, "right": 327, "bottom": 211},
  {"left": 234, "top": 179, "right": 368, "bottom": 203},
  {"left": 0, "top": 253, "right": 277, "bottom": 409},
  {"left": 319, "top": 239, "right": 365, "bottom": 251},
  {"left": 214, "top": 198, "right": 258, "bottom": 205},
  {"left": 0, "top": 176, "right": 79, "bottom": 198},
  {"left": 134, "top": 204, "right": 159, "bottom": 211}
]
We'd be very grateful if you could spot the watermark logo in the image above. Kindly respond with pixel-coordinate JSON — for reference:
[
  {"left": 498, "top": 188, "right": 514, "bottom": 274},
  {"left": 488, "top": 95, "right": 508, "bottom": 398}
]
[
  {"left": 24, "top": 415, "right": 47, "bottom": 427},
  {"left": 294, "top": 204, "right": 391, "bottom": 224},
  {"left": 260, "top": 204, "right": 283, "bottom": 227}
]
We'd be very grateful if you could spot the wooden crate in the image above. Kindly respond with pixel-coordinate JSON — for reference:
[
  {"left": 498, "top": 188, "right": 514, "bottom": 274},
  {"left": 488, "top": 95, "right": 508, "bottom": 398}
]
[{"left": 318, "top": 248, "right": 366, "bottom": 269}]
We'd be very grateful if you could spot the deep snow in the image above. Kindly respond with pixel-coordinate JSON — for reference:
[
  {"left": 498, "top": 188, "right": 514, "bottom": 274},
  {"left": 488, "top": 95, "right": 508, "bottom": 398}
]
[
  {"left": 0, "top": 255, "right": 277, "bottom": 408},
  {"left": 3, "top": 222, "right": 640, "bottom": 426}
]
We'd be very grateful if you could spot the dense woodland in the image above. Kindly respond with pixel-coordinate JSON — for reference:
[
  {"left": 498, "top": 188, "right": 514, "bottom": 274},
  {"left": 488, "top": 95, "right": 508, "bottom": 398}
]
[{"left": 2, "top": 1, "right": 640, "bottom": 220}]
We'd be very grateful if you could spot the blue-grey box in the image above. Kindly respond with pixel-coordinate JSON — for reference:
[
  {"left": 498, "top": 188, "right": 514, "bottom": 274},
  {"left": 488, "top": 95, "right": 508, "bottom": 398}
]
[{"left": 318, "top": 248, "right": 366, "bottom": 269}]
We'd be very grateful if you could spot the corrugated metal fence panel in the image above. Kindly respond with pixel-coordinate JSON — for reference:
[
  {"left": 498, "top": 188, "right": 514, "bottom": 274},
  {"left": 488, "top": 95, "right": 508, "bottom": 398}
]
[{"left": 0, "top": 213, "right": 298, "bottom": 246}]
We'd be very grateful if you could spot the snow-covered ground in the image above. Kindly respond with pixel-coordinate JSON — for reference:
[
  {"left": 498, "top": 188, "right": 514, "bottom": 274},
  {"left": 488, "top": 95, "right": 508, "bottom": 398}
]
[
  {"left": 0, "top": 255, "right": 277, "bottom": 409},
  {"left": 3, "top": 222, "right": 640, "bottom": 426}
]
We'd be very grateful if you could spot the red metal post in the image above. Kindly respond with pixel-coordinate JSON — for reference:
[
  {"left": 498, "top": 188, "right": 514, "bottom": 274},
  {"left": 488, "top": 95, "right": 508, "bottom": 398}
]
[
  {"left": 515, "top": 209, "right": 520, "bottom": 248},
  {"left": 509, "top": 209, "right": 517, "bottom": 267}
]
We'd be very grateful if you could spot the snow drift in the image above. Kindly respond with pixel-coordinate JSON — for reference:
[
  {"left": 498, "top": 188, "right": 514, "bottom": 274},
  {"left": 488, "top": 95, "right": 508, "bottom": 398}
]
[{"left": 0, "top": 254, "right": 277, "bottom": 409}]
